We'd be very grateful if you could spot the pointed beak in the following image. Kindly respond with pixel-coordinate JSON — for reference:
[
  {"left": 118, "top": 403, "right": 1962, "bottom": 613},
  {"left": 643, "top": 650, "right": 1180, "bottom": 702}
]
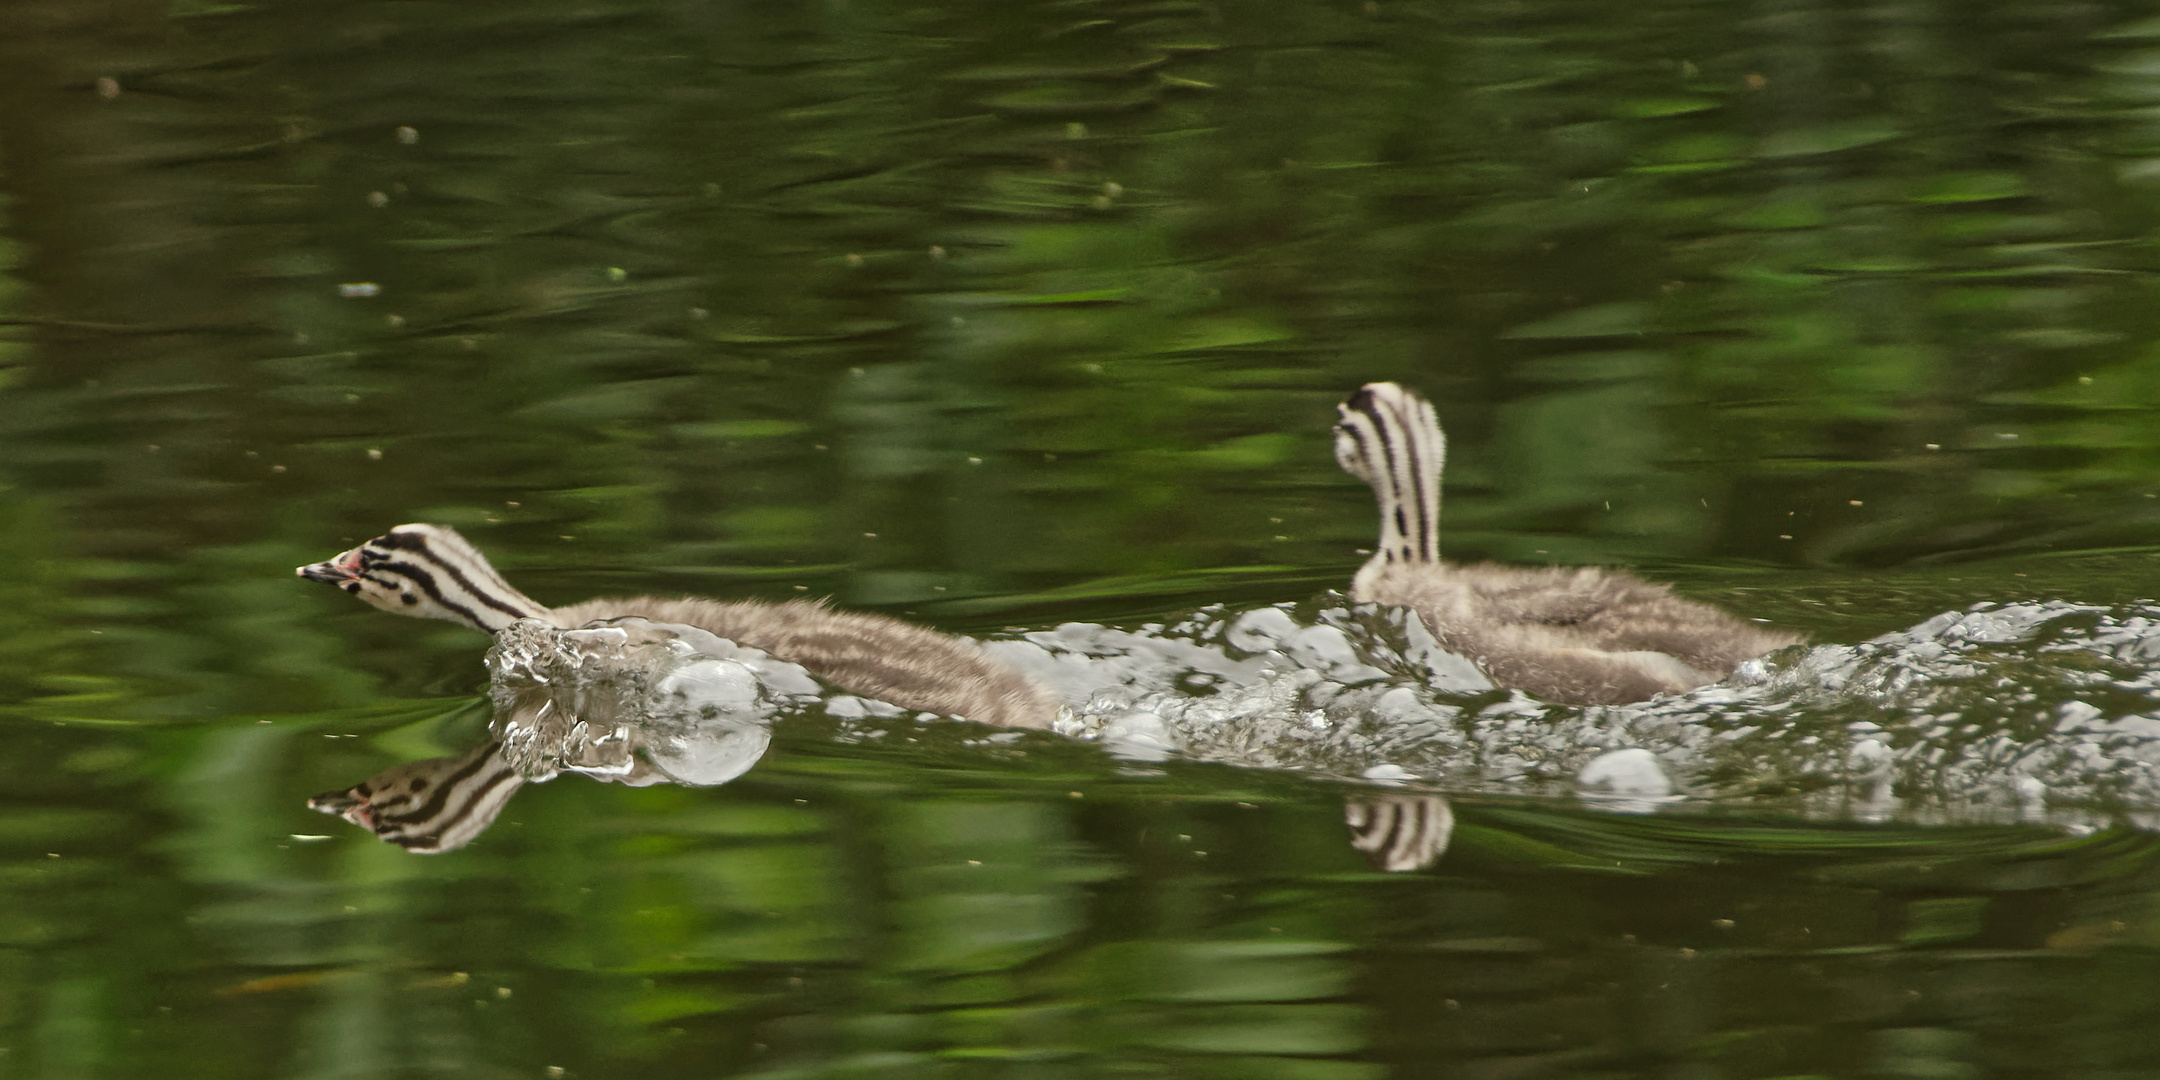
[
  {"left": 308, "top": 789, "right": 374, "bottom": 829},
  {"left": 296, "top": 547, "right": 363, "bottom": 584}
]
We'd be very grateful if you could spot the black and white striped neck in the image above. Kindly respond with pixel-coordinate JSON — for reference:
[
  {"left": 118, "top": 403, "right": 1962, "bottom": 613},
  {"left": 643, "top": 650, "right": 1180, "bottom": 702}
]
[
  {"left": 1334, "top": 382, "right": 1445, "bottom": 581},
  {"left": 297, "top": 523, "right": 553, "bottom": 631}
]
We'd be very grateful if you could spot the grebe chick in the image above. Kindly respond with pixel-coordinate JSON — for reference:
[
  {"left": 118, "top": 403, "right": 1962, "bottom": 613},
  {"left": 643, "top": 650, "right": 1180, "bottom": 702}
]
[
  {"left": 297, "top": 524, "right": 1059, "bottom": 729},
  {"left": 1333, "top": 382, "right": 1800, "bottom": 705}
]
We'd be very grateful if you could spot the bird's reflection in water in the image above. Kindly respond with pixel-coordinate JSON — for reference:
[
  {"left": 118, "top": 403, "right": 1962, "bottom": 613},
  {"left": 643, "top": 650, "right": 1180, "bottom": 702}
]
[
  {"left": 316, "top": 748, "right": 1459, "bottom": 871},
  {"left": 312, "top": 616, "right": 1459, "bottom": 869},
  {"left": 311, "top": 617, "right": 794, "bottom": 852},
  {"left": 310, "top": 740, "right": 535, "bottom": 854},
  {"left": 1343, "top": 793, "right": 1455, "bottom": 872}
]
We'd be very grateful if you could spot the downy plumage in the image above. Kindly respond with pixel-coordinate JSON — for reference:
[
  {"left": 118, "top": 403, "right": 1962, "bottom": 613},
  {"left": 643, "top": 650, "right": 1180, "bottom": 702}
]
[
  {"left": 1334, "top": 382, "right": 1799, "bottom": 705},
  {"left": 301, "top": 381, "right": 1789, "bottom": 861},
  {"left": 296, "top": 524, "right": 1060, "bottom": 730}
]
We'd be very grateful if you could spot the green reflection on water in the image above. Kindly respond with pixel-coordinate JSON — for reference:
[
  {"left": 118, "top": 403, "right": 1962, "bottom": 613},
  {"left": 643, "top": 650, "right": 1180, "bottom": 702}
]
[{"left": 7, "top": 0, "right": 2160, "bottom": 1074}]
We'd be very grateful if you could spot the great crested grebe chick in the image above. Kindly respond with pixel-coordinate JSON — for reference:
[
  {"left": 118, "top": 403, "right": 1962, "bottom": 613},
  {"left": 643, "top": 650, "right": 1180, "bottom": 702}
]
[
  {"left": 1333, "top": 382, "right": 1800, "bottom": 705},
  {"left": 296, "top": 524, "right": 1059, "bottom": 730}
]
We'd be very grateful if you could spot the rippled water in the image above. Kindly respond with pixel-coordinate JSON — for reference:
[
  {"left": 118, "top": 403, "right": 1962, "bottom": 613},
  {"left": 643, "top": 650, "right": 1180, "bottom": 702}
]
[
  {"left": 320, "top": 592, "right": 2160, "bottom": 853},
  {"left": 13, "top": 0, "right": 2160, "bottom": 1074}
]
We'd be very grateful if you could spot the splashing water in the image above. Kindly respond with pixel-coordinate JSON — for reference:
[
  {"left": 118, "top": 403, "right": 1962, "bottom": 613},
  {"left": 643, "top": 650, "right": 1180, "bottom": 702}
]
[
  {"left": 481, "top": 597, "right": 2160, "bottom": 829},
  {"left": 485, "top": 617, "right": 817, "bottom": 786},
  {"left": 986, "top": 597, "right": 2160, "bottom": 827}
]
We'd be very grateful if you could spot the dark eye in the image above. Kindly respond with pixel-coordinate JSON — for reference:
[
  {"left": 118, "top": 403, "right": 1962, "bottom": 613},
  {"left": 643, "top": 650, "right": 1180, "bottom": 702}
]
[
  {"left": 402, "top": 593, "right": 420, "bottom": 606},
  {"left": 345, "top": 583, "right": 362, "bottom": 594}
]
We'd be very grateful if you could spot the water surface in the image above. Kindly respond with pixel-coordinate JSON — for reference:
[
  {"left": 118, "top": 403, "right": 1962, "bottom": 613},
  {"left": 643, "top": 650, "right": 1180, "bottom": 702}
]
[{"left": 7, "top": 0, "right": 2160, "bottom": 1074}]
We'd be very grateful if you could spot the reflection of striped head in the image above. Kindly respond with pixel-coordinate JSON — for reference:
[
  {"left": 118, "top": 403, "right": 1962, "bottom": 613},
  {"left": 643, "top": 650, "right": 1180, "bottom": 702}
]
[
  {"left": 308, "top": 742, "right": 525, "bottom": 854},
  {"left": 1344, "top": 794, "right": 1454, "bottom": 873},
  {"left": 297, "top": 524, "right": 549, "bottom": 632},
  {"left": 1334, "top": 382, "right": 1445, "bottom": 567}
]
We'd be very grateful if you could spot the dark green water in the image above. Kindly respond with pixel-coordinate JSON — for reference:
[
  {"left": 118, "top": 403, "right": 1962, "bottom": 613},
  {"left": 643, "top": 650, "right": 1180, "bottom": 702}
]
[{"left": 8, "top": 0, "right": 2160, "bottom": 1075}]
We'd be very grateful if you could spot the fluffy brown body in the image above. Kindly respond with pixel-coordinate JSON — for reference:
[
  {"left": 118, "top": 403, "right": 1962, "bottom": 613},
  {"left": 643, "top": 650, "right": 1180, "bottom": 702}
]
[
  {"left": 1333, "top": 381, "right": 1799, "bottom": 706},
  {"left": 297, "top": 523, "right": 1060, "bottom": 730},
  {"left": 1352, "top": 562, "right": 1801, "bottom": 706},
  {"left": 548, "top": 595, "right": 1059, "bottom": 730}
]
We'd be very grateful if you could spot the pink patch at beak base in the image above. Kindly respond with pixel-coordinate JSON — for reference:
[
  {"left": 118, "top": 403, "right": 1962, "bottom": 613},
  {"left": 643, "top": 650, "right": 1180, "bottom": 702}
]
[{"left": 295, "top": 547, "right": 365, "bottom": 584}]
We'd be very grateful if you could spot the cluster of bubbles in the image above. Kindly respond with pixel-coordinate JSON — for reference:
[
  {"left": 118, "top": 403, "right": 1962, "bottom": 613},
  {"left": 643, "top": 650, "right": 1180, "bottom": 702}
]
[
  {"left": 486, "top": 617, "right": 814, "bottom": 788},
  {"left": 995, "top": 598, "right": 2160, "bottom": 827},
  {"left": 478, "top": 596, "right": 2160, "bottom": 828}
]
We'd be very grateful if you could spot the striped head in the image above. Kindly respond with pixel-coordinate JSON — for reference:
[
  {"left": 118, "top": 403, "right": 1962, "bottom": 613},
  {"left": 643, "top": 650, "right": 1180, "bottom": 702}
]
[
  {"left": 1334, "top": 383, "right": 1445, "bottom": 578},
  {"left": 308, "top": 742, "right": 526, "bottom": 854},
  {"left": 297, "top": 524, "right": 550, "bottom": 632}
]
